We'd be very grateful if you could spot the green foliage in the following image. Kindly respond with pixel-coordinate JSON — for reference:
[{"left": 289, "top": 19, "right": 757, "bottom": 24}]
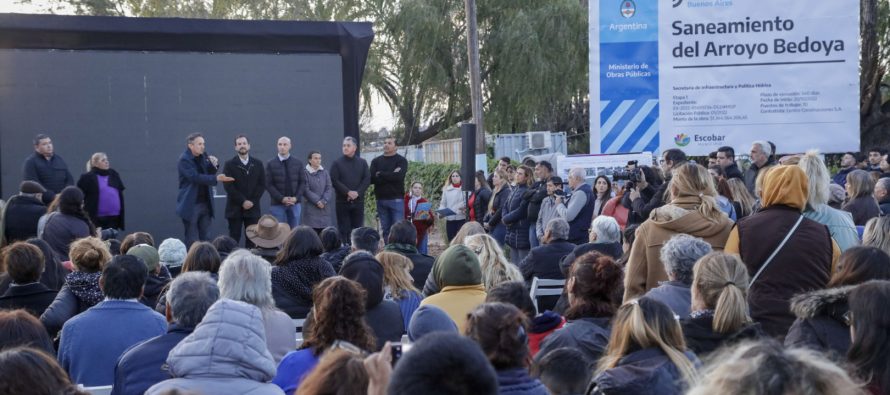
[{"left": 363, "top": 161, "right": 459, "bottom": 222}]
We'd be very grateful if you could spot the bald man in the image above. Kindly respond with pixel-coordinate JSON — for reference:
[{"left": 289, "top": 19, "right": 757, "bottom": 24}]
[{"left": 265, "top": 137, "right": 306, "bottom": 228}]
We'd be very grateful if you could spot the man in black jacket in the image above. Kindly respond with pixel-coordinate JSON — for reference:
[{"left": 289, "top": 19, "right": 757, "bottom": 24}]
[
  {"left": 1, "top": 181, "right": 46, "bottom": 244},
  {"left": 330, "top": 136, "right": 371, "bottom": 242},
  {"left": 717, "top": 146, "right": 743, "bottom": 180},
  {"left": 525, "top": 161, "right": 552, "bottom": 248},
  {"left": 224, "top": 135, "right": 266, "bottom": 248},
  {"left": 265, "top": 137, "right": 305, "bottom": 229},
  {"left": 21, "top": 134, "right": 73, "bottom": 204},
  {"left": 370, "top": 137, "right": 408, "bottom": 242},
  {"left": 628, "top": 149, "right": 686, "bottom": 222}
]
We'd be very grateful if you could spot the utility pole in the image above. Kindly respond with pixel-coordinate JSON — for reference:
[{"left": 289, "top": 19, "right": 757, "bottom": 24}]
[{"left": 465, "top": 0, "right": 485, "bottom": 154}]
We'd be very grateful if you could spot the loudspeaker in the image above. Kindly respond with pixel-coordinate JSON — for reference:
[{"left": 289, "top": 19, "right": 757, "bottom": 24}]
[{"left": 461, "top": 123, "right": 476, "bottom": 192}]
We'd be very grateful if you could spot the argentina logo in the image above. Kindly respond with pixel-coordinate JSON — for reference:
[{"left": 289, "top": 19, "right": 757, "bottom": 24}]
[{"left": 620, "top": 1, "right": 636, "bottom": 18}]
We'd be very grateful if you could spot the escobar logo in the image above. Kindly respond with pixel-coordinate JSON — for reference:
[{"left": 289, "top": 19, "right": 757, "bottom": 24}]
[
  {"left": 620, "top": 1, "right": 636, "bottom": 18},
  {"left": 674, "top": 133, "right": 691, "bottom": 147}
]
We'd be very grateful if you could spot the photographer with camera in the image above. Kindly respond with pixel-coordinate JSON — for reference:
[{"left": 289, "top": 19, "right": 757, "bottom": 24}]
[
  {"left": 524, "top": 161, "right": 553, "bottom": 248},
  {"left": 624, "top": 149, "right": 686, "bottom": 225}
]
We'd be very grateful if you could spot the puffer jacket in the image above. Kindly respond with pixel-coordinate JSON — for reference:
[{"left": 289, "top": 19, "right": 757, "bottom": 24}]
[
  {"left": 146, "top": 299, "right": 284, "bottom": 395},
  {"left": 588, "top": 348, "right": 699, "bottom": 395},
  {"left": 803, "top": 204, "right": 859, "bottom": 252},
  {"left": 503, "top": 185, "right": 531, "bottom": 250},
  {"left": 784, "top": 285, "right": 854, "bottom": 358}
]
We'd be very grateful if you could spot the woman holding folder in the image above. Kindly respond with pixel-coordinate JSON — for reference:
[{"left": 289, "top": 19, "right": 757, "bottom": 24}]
[
  {"left": 405, "top": 181, "right": 435, "bottom": 254},
  {"left": 438, "top": 170, "right": 468, "bottom": 243}
]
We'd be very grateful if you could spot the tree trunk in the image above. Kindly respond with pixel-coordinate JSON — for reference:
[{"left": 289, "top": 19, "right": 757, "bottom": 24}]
[{"left": 860, "top": 0, "right": 890, "bottom": 150}]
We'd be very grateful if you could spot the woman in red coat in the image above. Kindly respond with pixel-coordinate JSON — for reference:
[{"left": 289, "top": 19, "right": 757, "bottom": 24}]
[{"left": 404, "top": 181, "right": 435, "bottom": 254}]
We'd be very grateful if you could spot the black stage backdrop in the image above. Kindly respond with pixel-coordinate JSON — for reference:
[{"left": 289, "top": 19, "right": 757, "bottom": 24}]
[{"left": 0, "top": 13, "right": 373, "bottom": 244}]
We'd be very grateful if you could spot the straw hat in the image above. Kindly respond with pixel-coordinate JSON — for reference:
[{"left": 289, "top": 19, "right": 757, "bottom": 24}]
[{"left": 246, "top": 215, "right": 291, "bottom": 249}]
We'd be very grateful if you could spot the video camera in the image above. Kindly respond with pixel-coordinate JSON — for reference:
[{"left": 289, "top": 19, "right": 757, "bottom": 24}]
[{"left": 613, "top": 160, "right": 642, "bottom": 189}]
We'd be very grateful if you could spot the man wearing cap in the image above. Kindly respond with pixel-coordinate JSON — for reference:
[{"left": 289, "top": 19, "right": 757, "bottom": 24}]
[
  {"left": 247, "top": 215, "right": 291, "bottom": 264},
  {"left": 535, "top": 176, "right": 567, "bottom": 244},
  {"left": 22, "top": 134, "right": 73, "bottom": 204},
  {"left": 223, "top": 134, "right": 266, "bottom": 248},
  {"left": 127, "top": 244, "right": 171, "bottom": 309},
  {"left": 1, "top": 181, "right": 47, "bottom": 245}
]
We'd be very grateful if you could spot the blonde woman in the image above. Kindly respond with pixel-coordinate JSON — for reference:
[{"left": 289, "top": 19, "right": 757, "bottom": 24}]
[
  {"left": 592, "top": 298, "right": 699, "bottom": 395},
  {"left": 449, "top": 221, "right": 485, "bottom": 247},
  {"left": 680, "top": 252, "right": 762, "bottom": 357},
  {"left": 842, "top": 169, "right": 881, "bottom": 226},
  {"left": 725, "top": 178, "right": 755, "bottom": 219},
  {"left": 863, "top": 216, "right": 890, "bottom": 255},
  {"left": 464, "top": 233, "right": 522, "bottom": 291},
  {"left": 624, "top": 163, "right": 734, "bottom": 301},
  {"left": 376, "top": 251, "right": 422, "bottom": 328},
  {"left": 40, "top": 237, "right": 112, "bottom": 336}
]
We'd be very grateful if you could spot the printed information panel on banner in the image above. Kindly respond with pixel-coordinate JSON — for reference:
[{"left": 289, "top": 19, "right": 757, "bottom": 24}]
[{"left": 590, "top": 0, "right": 860, "bottom": 155}]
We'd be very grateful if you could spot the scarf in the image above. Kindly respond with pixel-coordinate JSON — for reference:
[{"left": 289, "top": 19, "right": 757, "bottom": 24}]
[
  {"left": 305, "top": 164, "right": 324, "bottom": 174},
  {"left": 452, "top": 182, "right": 462, "bottom": 188},
  {"left": 65, "top": 271, "right": 104, "bottom": 307},
  {"left": 93, "top": 168, "right": 111, "bottom": 176},
  {"left": 384, "top": 243, "right": 418, "bottom": 254}
]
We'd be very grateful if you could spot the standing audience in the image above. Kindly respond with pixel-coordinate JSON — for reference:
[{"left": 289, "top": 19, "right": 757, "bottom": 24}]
[
  {"left": 439, "top": 170, "right": 468, "bottom": 242},
  {"left": 42, "top": 186, "right": 96, "bottom": 261},
  {"left": 404, "top": 181, "right": 435, "bottom": 253},
  {"left": 486, "top": 169, "right": 512, "bottom": 246},
  {"left": 330, "top": 136, "right": 370, "bottom": 242},
  {"left": 22, "top": 134, "right": 74, "bottom": 204},
  {"left": 842, "top": 169, "right": 881, "bottom": 226},
  {"left": 725, "top": 165, "right": 837, "bottom": 338},
  {"left": 370, "top": 137, "right": 408, "bottom": 242},
  {"left": 564, "top": 168, "right": 596, "bottom": 245},
  {"left": 78, "top": 152, "right": 126, "bottom": 230},
  {"left": 301, "top": 150, "right": 333, "bottom": 233},
  {"left": 503, "top": 165, "right": 533, "bottom": 264},
  {"left": 624, "top": 163, "right": 733, "bottom": 301},
  {"left": 265, "top": 137, "right": 305, "bottom": 231}
]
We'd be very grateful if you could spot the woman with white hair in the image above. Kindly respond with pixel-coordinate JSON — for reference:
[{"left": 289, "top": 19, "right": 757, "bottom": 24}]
[
  {"left": 644, "top": 234, "right": 713, "bottom": 318},
  {"left": 218, "top": 249, "right": 295, "bottom": 363},
  {"left": 797, "top": 150, "right": 859, "bottom": 251},
  {"left": 559, "top": 215, "right": 624, "bottom": 277},
  {"left": 519, "top": 218, "right": 576, "bottom": 311}
]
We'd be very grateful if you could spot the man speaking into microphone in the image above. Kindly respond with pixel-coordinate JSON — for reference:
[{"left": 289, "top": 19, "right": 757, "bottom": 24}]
[{"left": 177, "top": 132, "right": 234, "bottom": 247}]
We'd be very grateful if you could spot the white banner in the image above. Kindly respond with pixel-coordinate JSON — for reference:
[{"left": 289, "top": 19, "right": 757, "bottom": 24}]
[
  {"left": 555, "top": 152, "right": 654, "bottom": 184},
  {"left": 590, "top": 0, "right": 860, "bottom": 156}
]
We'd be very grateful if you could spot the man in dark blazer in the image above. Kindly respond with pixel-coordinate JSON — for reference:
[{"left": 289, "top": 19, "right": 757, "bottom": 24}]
[
  {"left": 223, "top": 135, "right": 266, "bottom": 248},
  {"left": 176, "top": 133, "right": 233, "bottom": 247}
]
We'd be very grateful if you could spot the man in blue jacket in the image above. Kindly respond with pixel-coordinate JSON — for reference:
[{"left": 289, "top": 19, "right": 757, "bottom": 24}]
[
  {"left": 22, "top": 134, "right": 73, "bottom": 204},
  {"left": 176, "top": 133, "right": 233, "bottom": 247},
  {"left": 113, "top": 272, "right": 219, "bottom": 395}
]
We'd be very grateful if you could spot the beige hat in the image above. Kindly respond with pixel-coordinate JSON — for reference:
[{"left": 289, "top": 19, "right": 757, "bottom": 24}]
[{"left": 246, "top": 215, "right": 291, "bottom": 249}]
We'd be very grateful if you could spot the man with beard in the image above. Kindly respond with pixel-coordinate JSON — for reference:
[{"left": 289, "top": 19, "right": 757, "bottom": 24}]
[{"left": 223, "top": 135, "right": 266, "bottom": 247}]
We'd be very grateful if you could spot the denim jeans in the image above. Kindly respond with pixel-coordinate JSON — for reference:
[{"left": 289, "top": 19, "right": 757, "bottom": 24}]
[
  {"left": 182, "top": 202, "right": 212, "bottom": 247},
  {"left": 269, "top": 203, "right": 301, "bottom": 229},
  {"left": 529, "top": 225, "right": 540, "bottom": 248},
  {"left": 377, "top": 199, "right": 405, "bottom": 243},
  {"left": 418, "top": 233, "right": 429, "bottom": 254}
]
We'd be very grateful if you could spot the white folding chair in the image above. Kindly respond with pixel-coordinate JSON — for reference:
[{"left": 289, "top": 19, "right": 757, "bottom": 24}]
[
  {"left": 80, "top": 385, "right": 113, "bottom": 395},
  {"left": 529, "top": 277, "right": 566, "bottom": 312},
  {"left": 294, "top": 318, "right": 306, "bottom": 342}
]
